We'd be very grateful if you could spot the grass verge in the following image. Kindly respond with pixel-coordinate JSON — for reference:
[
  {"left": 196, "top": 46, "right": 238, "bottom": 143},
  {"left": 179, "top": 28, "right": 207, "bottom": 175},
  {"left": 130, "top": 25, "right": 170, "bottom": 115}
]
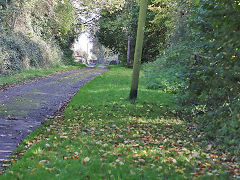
[
  {"left": 0, "top": 63, "right": 86, "bottom": 89},
  {"left": 0, "top": 67, "right": 232, "bottom": 179}
]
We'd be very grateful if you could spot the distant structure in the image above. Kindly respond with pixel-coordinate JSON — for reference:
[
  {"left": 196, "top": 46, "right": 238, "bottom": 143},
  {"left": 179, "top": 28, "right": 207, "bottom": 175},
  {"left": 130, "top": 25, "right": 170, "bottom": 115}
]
[
  {"left": 89, "top": 59, "right": 98, "bottom": 64},
  {"left": 109, "top": 60, "right": 120, "bottom": 65},
  {"left": 75, "top": 56, "right": 86, "bottom": 63},
  {"left": 74, "top": 56, "right": 98, "bottom": 65},
  {"left": 75, "top": 54, "right": 120, "bottom": 65}
]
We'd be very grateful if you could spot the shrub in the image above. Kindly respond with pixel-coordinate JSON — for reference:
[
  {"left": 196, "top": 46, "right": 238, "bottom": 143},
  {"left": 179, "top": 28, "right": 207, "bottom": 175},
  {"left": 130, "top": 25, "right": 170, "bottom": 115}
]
[
  {"left": 0, "top": 0, "right": 78, "bottom": 75},
  {"left": 144, "top": 0, "right": 240, "bottom": 156},
  {"left": 181, "top": 0, "right": 240, "bottom": 156},
  {"left": 0, "top": 31, "right": 62, "bottom": 75},
  {"left": 143, "top": 41, "right": 196, "bottom": 93}
]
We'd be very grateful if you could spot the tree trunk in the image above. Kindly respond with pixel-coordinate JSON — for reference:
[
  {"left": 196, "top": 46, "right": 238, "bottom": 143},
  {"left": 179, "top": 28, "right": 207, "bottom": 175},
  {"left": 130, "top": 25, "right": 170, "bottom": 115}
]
[
  {"left": 129, "top": 0, "right": 148, "bottom": 100},
  {"left": 127, "top": 35, "right": 131, "bottom": 67}
]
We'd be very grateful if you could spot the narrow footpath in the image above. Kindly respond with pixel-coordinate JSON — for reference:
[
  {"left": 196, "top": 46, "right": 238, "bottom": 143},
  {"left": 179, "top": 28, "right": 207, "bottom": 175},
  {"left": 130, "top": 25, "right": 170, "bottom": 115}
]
[{"left": 0, "top": 67, "right": 108, "bottom": 170}]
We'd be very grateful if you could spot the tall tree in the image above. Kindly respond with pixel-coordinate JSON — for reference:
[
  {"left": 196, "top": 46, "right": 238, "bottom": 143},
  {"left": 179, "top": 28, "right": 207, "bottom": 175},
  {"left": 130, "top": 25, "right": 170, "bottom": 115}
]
[
  {"left": 129, "top": 0, "right": 148, "bottom": 100},
  {"left": 127, "top": 35, "right": 131, "bottom": 67},
  {"left": 96, "top": 0, "right": 173, "bottom": 65}
]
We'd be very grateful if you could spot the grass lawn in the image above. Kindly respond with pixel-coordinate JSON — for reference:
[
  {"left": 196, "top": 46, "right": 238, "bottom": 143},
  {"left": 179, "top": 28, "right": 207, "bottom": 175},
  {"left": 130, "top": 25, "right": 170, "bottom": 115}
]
[
  {"left": 0, "top": 66, "right": 232, "bottom": 179},
  {"left": 0, "top": 63, "right": 86, "bottom": 89}
]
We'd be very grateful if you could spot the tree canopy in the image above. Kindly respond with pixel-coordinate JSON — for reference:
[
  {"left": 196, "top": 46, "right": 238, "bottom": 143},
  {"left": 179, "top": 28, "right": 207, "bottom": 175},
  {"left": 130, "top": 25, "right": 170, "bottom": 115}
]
[{"left": 96, "top": 0, "right": 177, "bottom": 65}]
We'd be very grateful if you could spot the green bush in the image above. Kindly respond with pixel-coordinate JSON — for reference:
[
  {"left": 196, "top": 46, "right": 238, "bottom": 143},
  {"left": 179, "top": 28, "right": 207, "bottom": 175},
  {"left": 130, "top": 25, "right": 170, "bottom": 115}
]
[
  {"left": 0, "top": 31, "right": 62, "bottom": 75},
  {"left": 0, "top": 0, "right": 78, "bottom": 75},
  {"left": 143, "top": 0, "right": 240, "bottom": 156},
  {"left": 182, "top": 0, "right": 240, "bottom": 156},
  {"left": 143, "top": 42, "right": 195, "bottom": 93}
]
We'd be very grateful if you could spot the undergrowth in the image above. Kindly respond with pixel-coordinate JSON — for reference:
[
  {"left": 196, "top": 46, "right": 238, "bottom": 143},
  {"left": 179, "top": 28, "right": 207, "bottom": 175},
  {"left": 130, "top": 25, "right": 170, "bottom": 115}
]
[
  {"left": 0, "top": 0, "right": 78, "bottom": 75},
  {"left": 142, "top": 0, "right": 240, "bottom": 157}
]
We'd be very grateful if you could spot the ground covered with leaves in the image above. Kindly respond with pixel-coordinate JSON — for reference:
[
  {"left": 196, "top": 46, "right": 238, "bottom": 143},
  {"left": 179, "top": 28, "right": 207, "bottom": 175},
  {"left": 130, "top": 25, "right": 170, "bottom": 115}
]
[{"left": 0, "top": 67, "right": 237, "bottom": 179}]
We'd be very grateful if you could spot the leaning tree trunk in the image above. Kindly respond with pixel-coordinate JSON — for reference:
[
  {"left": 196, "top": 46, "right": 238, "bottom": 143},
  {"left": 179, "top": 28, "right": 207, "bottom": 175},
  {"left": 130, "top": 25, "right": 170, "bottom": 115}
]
[
  {"left": 127, "top": 35, "right": 131, "bottom": 67},
  {"left": 129, "top": 0, "right": 148, "bottom": 100}
]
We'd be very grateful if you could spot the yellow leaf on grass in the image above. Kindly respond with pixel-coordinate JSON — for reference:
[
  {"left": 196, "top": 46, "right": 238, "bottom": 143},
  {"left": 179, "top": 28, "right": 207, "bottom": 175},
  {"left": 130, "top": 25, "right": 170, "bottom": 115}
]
[
  {"left": 84, "top": 157, "right": 90, "bottom": 162},
  {"left": 205, "top": 163, "right": 211, "bottom": 167}
]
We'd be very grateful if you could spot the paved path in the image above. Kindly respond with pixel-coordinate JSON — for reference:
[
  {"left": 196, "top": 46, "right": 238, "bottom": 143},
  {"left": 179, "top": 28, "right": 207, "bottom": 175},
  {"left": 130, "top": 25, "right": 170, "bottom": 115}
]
[{"left": 0, "top": 67, "right": 108, "bottom": 170}]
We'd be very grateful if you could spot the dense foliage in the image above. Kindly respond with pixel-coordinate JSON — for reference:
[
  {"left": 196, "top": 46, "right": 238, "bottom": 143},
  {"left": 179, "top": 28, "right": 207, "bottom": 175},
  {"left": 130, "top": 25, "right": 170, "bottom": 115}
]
[
  {"left": 143, "top": 0, "right": 240, "bottom": 156},
  {"left": 0, "top": 0, "right": 78, "bottom": 74},
  {"left": 96, "top": 0, "right": 177, "bottom": 64},
  {"left": 185, "top": 0, "right": 240, "bottom": 155}
]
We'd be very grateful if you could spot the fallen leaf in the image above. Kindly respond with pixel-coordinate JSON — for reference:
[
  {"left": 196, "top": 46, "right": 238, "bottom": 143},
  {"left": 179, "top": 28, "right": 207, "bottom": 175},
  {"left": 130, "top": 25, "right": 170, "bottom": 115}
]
[
  {"left": 130, "top": 170, "right": 135, "bottom": 175},
  {"left": 83, "top": 157, "right": 90, "bottom": 162},
  {"left": 139, "top": 159, "right": 146, "bottom": 163}
]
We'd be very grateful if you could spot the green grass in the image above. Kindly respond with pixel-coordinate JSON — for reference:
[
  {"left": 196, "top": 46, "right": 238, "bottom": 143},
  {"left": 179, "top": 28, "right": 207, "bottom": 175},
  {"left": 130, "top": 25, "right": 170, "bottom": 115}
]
[
  {"left": 0, "top": 63, "right": 86, "bottom": 89},
  {"left": 0, "top": 67, "right": 231, "bottom": 179}
]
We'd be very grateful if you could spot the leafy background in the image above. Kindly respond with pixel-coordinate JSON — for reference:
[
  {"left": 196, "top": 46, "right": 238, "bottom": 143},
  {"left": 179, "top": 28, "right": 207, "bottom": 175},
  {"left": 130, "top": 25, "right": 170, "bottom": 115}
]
[{"left": 0, "top": 0, "right": 78, "bottom": 75}]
